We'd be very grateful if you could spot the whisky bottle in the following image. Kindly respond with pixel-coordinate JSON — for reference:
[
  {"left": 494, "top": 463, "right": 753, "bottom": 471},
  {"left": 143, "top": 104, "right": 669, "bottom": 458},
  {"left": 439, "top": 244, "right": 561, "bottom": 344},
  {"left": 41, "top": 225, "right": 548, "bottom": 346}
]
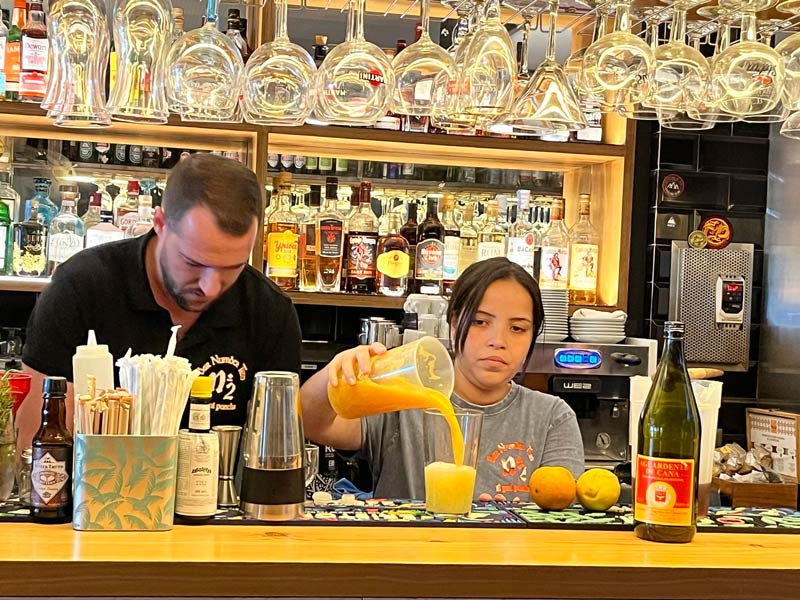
[
  {"left": 539, "top": 197, "right": 569, "bottom": 290},
  {"left": 441, "top": 194, "right": 460, "bottom": 294},
  {"left": 568, "top": 193, "right": 600, "bottom": 305},
  {"left": 399, "top": 201, "right": 418, "bottom": 287},
  {"left": 457, "top": 205, "right": 478, "bottom": 277},
  {"left": 266, "top": 173, "right": 299, "bottom": 290},
  {"left": 414, "top": 196, "right": 445, "bottom": 295},
  {"left": 377, "top": 213, "right": 409, "bottom": 297},
  {"left": 477, "top": 200, "right": 506, "bottom": 261},
  {"left": 315, "top": 176, "right": 345, "bottom": 292},
  {"left": 344, "top": 180, "right": 379, "bottom": 294},
  {"left": 18, "top": 0, "right": 47, "bottom": 103},
  {"left": 635, "top": 322, "right": 700, "bottom": 544},
  {"left": 31, "top": 377, "right": 73, "bottom": 524},
  {"left": 298, "top": 186, "right": 320, "bottom": 292}
]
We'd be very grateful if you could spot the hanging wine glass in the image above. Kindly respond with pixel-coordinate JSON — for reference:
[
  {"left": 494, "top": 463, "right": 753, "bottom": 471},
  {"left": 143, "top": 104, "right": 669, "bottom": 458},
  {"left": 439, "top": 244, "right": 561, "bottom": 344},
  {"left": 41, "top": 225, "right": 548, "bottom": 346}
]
[
  {"left": 776, "top": 0, "right": 800, "bottom": 122},
  {"left": 391, "top": 0, "right": 455, "bottom": 116},
  {"left": 107, "top": 0, "right": 173, "bottom": 124},
  {"left": 620, "top": 5, "right": 675, "bottom": 120},
  {"left": 582, "top": 0, "right": 655, "bottom": 106},
  {"left": 460, "top": 0, "right": 517, "bottom": 117},
  {"left": 46, "top": 0, "right": 111, "bottom": 127},
  {"left": 313, "top": 0, "right": 394, "bottom": 126},
  {"left": 166, "top": 0, "right": 244, "bottom": 120},
  {"left": 712, "top": 0, "right": 784, "bottom": 118},
  {"left": 242, "top": 0, "right": 316, "bottom": 125},
  {"left": 739, "top": 18, "right": 792, "bottom": 122},
  {"left": 41, "top": 0, "right": 65, "bottom": 112},
  {"left": 565, "top": 0, "right": 613, "bottom": 113},
  {"left": 502, "top": 0, "right": 588, "bottom": 132}
]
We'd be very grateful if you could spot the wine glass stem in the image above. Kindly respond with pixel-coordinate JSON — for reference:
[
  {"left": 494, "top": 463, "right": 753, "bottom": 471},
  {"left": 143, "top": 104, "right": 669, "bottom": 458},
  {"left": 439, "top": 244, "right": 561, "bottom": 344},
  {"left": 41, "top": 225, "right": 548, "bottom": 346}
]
[
  {"left": 275, "top": 0, "right": 289, "bottom": 40},
  {"left": 613, "top": 0, "right": 631, "bottom": 34},
  {"left": 521, "top": 16, "right": 531, "bottom": 73},
  {"left": 354, "top": 0, "right": 366, "bottom": 40},
  {"left": 741, "top": 11, "right": 757, "bottom": 43},
  {"left": 715, "top": 21, "right": 730, "bottom": 55},
  {"left": 546, "top": 0, "right": 559, "bottom": 62},
  {"left": 669, "top": 6, "right": 687, "bottom": 44},
  {"left": 593, "top": 8, "right": 608, "bottom": 43},
  {"left": 648, "top": 19, "right": 659, "bottom": 52},
  {"left": 420, "top": 0, "right": 431, "bottom": 38},
  {"left": 205, "top": 0, "right": 218, "bottom": 26}
]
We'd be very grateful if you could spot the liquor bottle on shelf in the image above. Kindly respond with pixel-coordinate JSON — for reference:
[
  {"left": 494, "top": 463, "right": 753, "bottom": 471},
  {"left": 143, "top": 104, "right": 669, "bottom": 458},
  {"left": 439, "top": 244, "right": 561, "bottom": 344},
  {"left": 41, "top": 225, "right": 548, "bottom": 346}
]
[
  {"left": 4, "top": 0, "right": 25, "bottom": 101},
  {"left": 318, "top": 156, "right": 333, "bottom": 176},
  {"left": 85, "top": 209, "right": 123, "bottom": 248},
  {"left": 126, "top": 195, "right": 154, "bottom": 238},
  {"left": 113, "top": 143, "right": 128, "bottom": 165},
  {"left": 477, "top": 200, "right": 506, "bottom": 261},
  {"left": 47, "top": 196, "right": 85, "bottom": 273},
  {"left": 315, "top": 176, "right": 345, "bottom": 293},
  {"left": 568, "top": 193, "right": 600, "bottom": 305},
  {"left": 312, "top": 34, "right": 328, "bottom": 67},
  {"left": 635, "top": 321, "right": 700, "bottom": 544},
  {"left": 128, "top": 144, "right": 143, "bottom": 166},
  {"left": 30, "top": 377, "right": 73, "bottom": 524},
  {"left": 0, "top": 199, "right": 11, "bottom": 274},
  {"left": 376, "top": 212, "right": 409, "bottom": 297},
  {"left": 80, "top": 191, "right": 102, "bottom": 231},
  {"left": 457, "top": 205, "right": 478, "bottom": 277},
  {"left": 142, "top": 146, "right": 161, "bottom": 168},
  {"left": 539, "top": 196, "right": 569, "bottom": 290},
  {"left": 441, "top": 194, "right": 460, "bottom": 295},
  {"left": 25, "top": 178, "right": 57, "bottom": 226},
  {"left": 414, "top": 196, "right": 445, "bottom": 295},
  {"left": 0, "top": 13, "right": 8, "bottom": 99},
  {"left": 335, "top": 158, "right": 349, "bottom": 178},
  {"left": 401, "top": 162, "right": 415, "bottom": 179},
  {"left": 226, "top": 9, "right": 251, "bottom": 62},
  {"left": 306, "top": 155, "right": 318, "bottom": 176},
  {"left": 344, "top": 180, "right": 378, "bottom": 294},
  {"left": 507, "top": 191, "right": 538, "bottom": 278},
  {"left": 115, "top": 180, "right": 140, "bottom": 234},
  {"left": 94, "top": 142, "right": 111, "bottom": 165},
  {"left": 298, "top": 185, "right": 320, "bottom": 292},
  {"left": 18, "top": 0, "right": 48, "bottom": 103},
  {"left": 77, "top": 141, "right": 94, "bottom": 163},
  {"left": 266, "top": 173, "right": 299, "bottom": 291},
  {"left": 495, "top": 194, "right": 510, "bottom": 232},
  {"left": 279, "top": 154, "right": 294, "bottom": 173},
  {"left": 399, "top": 201, "right": 418, "bottom": 289},
  {"left": 267, "top": 153, "right": 279, "bottom": 173},
  {"left": 12, "top": 199, "right": 47, "bottom": 277},
  {"left": 0, "top": 170, "right": 20, "bottom": 222},
  {"left": 293, "top": 155, "right": 307, "bottom": 175}
]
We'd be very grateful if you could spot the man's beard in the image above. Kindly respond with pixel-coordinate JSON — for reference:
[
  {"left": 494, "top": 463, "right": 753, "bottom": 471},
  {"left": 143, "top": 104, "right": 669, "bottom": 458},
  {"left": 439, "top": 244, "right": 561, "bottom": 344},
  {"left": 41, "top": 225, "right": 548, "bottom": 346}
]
[{"left": 160, "top": 253, "right": 205, "bottom": 313}]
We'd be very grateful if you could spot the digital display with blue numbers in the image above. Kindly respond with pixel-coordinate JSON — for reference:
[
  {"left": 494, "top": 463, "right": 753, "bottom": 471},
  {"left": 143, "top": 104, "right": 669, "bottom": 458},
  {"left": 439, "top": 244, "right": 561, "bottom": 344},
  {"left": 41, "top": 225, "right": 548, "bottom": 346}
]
[{"left": 554, "top": 348, "right": 602, "bottom": 370}]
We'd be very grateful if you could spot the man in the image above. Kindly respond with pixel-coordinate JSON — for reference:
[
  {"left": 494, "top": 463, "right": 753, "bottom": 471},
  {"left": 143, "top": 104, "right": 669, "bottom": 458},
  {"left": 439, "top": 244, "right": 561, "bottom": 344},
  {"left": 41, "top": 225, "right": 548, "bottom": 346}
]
[{"left": 16, "top": 153, "right": 301, "bottom": 451}]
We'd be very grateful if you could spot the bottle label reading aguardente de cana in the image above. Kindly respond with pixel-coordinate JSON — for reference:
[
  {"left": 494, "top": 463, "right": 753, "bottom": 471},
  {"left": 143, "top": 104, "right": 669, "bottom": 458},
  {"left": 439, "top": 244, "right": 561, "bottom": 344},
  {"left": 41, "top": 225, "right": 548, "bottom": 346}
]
[{"left": 634, "top": 455, "right": 696, "bottom": 527}]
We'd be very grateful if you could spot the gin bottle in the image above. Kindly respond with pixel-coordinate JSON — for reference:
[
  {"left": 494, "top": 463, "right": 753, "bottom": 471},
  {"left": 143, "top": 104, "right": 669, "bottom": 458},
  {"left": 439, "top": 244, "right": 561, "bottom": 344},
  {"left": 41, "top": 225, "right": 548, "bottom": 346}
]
[{"left": 47, "top": 199, "right": 85, "bottom": 273}]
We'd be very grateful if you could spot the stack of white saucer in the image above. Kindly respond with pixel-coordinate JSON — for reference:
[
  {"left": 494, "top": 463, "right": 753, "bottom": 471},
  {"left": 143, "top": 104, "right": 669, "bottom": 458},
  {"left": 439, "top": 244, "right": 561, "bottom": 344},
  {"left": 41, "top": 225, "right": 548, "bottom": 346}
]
[
  {"left": 540, "top": 289, "right": 569, "bottom": 342},
  {"left": 570, "top": 309, "right": 627, "bottom": 343}
]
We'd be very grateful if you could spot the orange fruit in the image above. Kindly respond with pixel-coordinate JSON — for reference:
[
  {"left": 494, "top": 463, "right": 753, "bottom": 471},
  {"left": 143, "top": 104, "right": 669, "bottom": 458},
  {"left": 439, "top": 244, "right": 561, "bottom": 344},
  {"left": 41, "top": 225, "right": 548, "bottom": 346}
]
[
  {"left": 529, "top": 466, "right": 576, "bottom": 510},
  {"left": 576, "top": 468, "right": 621, "bottom": 512}
]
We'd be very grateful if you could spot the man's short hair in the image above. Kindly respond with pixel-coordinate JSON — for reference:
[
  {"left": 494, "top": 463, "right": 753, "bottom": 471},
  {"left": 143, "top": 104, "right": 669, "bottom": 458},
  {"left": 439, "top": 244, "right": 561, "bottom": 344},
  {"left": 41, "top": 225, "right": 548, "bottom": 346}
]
[{"left": 162, "top": 153, "right": 261, "bottom": 236}]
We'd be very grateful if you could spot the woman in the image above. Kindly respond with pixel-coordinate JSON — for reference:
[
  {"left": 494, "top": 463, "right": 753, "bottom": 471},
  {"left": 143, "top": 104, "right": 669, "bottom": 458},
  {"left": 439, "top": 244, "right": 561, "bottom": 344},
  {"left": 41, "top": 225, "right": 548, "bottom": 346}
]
[{"left": 300, "top": 258, "right": 584, "bottom": 502}]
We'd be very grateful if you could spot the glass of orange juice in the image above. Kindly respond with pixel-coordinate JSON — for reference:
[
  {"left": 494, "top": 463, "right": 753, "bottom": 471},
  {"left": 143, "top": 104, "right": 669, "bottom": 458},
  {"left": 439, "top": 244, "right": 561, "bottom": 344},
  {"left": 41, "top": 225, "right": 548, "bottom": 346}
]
[{"left": 423, "top": 408, "right": 483, "bottom": 517}]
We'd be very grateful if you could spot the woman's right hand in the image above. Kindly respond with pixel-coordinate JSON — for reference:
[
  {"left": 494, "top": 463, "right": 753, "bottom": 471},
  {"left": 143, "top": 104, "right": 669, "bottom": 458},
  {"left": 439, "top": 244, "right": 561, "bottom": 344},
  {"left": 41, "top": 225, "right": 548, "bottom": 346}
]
[{"left": 328, "top": 342, "right": 387, "bottom": 387}]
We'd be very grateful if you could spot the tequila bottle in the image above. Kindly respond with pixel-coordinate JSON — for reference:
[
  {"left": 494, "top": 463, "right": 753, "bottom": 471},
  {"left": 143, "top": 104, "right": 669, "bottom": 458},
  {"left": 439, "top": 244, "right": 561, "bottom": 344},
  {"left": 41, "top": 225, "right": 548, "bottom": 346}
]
[
  {"left": 266, "top": 174, "right": 299, "bottom": 290},
  {"left": 540, "top": 197, "right": 569, "bottom": 290},
  {"left": 477, "top": 200, "right": 506, "bottom": 261},
  {"left": 47, "top": 199, "right": 85, "bottom": 273},
  {"left": 344, "top": 180, "right": 379, "bottom": 294},
  {"left": 315, "top": 177, "right": 345, "bottom": 293},
  {"left": 568, "top": 193, "right": 600, "bottom": 305}
]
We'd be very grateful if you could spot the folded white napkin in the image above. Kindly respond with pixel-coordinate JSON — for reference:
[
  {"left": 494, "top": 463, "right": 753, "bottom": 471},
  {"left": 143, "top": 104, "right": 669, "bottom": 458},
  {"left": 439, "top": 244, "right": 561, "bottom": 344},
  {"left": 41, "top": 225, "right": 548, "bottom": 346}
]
[{"left": 571, "top": 309, "right": 628, "bottom": 321}]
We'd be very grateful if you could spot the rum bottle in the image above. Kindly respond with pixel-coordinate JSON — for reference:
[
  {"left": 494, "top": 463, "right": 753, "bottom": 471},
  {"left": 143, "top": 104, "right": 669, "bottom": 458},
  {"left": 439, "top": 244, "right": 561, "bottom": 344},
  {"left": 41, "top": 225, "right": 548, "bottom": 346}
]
[
  {"left": 441, "top": 194, "right": 460, "bottom": 294},
  {"left": 377, "top": 212, "right": 409, "bottom": 297},
  {"left": 315, "top": 176, "right": 345, "bottom": 292},
  {"left": 31, "top": 377, "right": 73, "bottom": 523},
  {"left": 399, "top": 201, "right": 418, "bottom": 287},
  {"left": 568, "top": 193, "right": 600, "bottom": 305},
  {"left": 298, "top": 185, "right": 320, "bottom": 291},
  {"left": 344, "top": 180, "right": 379, "bottom": 294},
  {"left": 457, "top": 205, "right": 478, "bottom": 277},
  {"left": 266, "top": 173, "right": 299, "bottom": 290},
  {"left": 634, "top": 322, "right": 700, "bottom": 544},
  {"left": 507, "top": 190, "right": 539, "bottom": 277},
  {"left": 539, "top": 197, "right": 569, "bottom": 290},
  {"left": 414, "top": 196, "right": 445, "bottom": 295},
  {"left": 477, "top": 200, "right": 506, "bottom": 261}
]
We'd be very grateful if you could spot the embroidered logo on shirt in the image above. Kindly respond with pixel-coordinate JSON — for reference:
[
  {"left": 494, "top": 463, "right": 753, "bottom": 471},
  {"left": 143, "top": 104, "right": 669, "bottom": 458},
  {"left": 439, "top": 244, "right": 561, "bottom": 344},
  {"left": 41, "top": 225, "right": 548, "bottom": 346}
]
[
  {"left": 196, "top": 354, "right": 249, "bottom": 411},
  {"left": 485, "top": 442, "right": 535, "bottom": 500}
]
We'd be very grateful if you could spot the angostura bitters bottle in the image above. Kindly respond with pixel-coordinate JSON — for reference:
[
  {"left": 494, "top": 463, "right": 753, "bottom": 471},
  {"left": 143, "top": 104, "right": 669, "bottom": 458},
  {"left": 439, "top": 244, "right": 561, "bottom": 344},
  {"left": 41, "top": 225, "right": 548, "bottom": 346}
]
[
  {"left": 634, "top": 321, "right": 701, "bottom": 543},
  {"left": 31, "top": 377, "right": 73, "bottom": 523}
]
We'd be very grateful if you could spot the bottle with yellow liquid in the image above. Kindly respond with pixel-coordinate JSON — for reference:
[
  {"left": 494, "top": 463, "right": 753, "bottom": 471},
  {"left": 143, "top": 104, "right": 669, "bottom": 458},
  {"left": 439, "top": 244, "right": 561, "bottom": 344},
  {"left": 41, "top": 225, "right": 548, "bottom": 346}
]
[{"left": 634, "top": 321, "right": 700, "bottom": 543}]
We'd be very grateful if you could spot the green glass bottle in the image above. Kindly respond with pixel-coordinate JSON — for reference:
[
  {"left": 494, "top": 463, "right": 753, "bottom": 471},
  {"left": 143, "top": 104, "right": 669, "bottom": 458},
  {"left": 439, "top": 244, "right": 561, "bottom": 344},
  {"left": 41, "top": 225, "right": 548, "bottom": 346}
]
[
  {"left": 0, "top": 200, "right": 11, "bottom": 274},
  {"left": 634, "top": 321, "right": 701, "bottom": 544}
]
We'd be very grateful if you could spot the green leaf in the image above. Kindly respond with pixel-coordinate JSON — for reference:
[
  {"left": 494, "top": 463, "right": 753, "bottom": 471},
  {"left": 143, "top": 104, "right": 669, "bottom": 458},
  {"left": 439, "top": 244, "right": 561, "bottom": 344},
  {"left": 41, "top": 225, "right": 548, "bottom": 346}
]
[
  {"left": 123, "top": 514, "right": 148, "bottom": 529},
  {"left": 114, "top": 439, "right": 128, "bottom": 471},
  {"left": 113, "top": 471, "right": 123, "bottom": 495},
  {"left": 93, "top": 454, "right": 116, "bottom": 468},
  {"left": 154, "top": 506, "right": 165, "bottom": 527},
  {"left": 97, "top": 499, "right": 124, "bottom": 526},
  {"left": 73, "top": 501, "right": 92, "bottom": 524},
  {"left": 96, "top": 492, "right": 121, "bottom": 505},
  {"left": 156, "top": 467, "right": 176, "bottom": 482},
  {"left": 126, "top": 461, "right": 147, "bottom": 491},
  {"left": 127, "top": 496, "right": 153, "bottom": 520},
  {"left": 76, "top": 480, "right": 103, "bottom": 500},
  {"left": 79, "top": 467, "right": 115, "bottom": 482},
  {"left": 149, "top": 478, "right": 174, "bottom": 494},
  {"left": 98, "top": 468, "right": 116, "bottom": 491},
  {"left": 88, "top": 520, "right": 105, "bottom": 530},
  {"left": 151, "top": 437, "right": 174, "bottom": 460},
  {"left": 145, "top": 471, "right": 157, "bottom": 496}
]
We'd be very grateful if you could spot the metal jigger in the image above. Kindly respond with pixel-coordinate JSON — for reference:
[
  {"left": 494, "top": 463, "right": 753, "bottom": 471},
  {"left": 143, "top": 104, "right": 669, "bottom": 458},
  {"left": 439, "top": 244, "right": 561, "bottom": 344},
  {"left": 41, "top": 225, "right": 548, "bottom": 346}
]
[{"left": 212, "top": 425, "right": 242, "bottom": 508}]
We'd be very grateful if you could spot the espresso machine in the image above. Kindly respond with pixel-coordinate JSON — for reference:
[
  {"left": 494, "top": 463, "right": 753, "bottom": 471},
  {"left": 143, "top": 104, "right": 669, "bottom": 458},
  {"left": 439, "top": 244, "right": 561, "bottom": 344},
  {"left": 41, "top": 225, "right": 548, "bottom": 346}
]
[{"left": 524, "top": 340, "right": 654, "bottom": 471}]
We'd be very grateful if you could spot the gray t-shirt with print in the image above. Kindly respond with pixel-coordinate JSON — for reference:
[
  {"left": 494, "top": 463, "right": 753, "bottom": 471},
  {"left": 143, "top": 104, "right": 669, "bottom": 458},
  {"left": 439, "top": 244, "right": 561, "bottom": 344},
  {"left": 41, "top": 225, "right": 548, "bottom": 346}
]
[{"left": 360, "top": 382, "right": 585, "bottom": 501}]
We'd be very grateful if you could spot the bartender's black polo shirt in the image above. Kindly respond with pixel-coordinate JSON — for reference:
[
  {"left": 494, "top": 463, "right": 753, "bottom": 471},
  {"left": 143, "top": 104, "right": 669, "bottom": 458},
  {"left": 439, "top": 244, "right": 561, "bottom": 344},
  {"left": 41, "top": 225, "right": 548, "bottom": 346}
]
[{"left": 23, "top": 229, "right": 302, "bottom": 429}]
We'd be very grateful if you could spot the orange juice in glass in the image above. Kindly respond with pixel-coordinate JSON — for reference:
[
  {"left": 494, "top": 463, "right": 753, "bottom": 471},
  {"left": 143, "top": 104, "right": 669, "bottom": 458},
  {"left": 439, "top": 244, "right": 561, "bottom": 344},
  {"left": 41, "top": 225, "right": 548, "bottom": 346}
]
[{"left": 423, "top": 408, "right": 483, "bottom": 516}]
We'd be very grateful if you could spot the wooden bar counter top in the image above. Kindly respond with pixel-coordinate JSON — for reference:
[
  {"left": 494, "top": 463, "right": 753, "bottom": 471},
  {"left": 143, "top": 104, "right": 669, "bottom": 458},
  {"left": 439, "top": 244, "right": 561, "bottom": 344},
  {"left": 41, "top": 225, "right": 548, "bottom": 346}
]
[{"left": 1, "top": 523, "right": 798, "bottom": 600}]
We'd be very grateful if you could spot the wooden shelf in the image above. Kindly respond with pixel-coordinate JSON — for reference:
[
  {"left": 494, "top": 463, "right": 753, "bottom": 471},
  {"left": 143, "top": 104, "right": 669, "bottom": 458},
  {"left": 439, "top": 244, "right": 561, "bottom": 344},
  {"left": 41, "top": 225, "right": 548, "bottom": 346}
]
[
  {"left": 0, "top": 275, "right": 50, "bottom": 292},
  {"left": 288, "top": 291, "right": 405, "bottom": 309},
  {"left": 11, "top": 161, "right": 170, "bottom": 182}
]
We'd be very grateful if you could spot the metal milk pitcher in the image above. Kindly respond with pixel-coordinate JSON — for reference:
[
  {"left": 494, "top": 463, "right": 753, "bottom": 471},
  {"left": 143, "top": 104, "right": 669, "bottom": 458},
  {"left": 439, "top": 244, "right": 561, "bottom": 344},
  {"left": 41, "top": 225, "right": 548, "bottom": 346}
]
[{"left": 241, "top": 371, "right": 305, "bottom": 520}]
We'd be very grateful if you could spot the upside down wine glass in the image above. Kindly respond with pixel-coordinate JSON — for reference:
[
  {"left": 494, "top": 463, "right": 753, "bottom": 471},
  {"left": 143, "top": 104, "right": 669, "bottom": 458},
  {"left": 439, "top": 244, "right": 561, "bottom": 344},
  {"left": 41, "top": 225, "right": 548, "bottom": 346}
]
[
  {"left": 242, "top": 0, "right": 316, "bottom": 125},
  {"left": 565, "top": 0, "right": 613, "bottom": 114},
  {"left": 776, "top": 0, "right": 800, "bottom": 137}
]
